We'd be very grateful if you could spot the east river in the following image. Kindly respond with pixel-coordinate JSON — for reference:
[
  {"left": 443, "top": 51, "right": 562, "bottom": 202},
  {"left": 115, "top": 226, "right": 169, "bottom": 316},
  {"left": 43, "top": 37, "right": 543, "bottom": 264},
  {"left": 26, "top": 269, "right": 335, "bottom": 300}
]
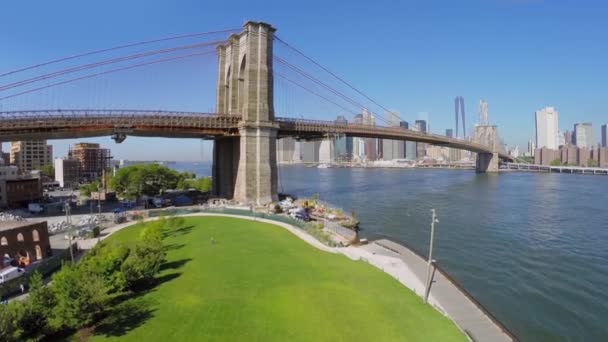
[{"left": 175, "top": 162, "right": 608, "bottom": 341}]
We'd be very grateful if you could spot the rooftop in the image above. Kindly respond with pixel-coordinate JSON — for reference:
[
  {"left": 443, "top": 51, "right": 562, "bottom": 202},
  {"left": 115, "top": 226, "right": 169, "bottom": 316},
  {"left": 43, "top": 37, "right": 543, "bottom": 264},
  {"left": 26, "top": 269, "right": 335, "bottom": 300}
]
[{"left": 0, "top": 220, "right": 42, "bottom": 232}]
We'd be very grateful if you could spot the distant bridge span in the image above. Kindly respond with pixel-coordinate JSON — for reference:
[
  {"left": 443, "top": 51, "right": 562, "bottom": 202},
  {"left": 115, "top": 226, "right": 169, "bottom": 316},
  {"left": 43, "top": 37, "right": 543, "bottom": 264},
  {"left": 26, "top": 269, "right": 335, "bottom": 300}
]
[{"left": 0, "top": 110, "right": 509, "bottom": 159}]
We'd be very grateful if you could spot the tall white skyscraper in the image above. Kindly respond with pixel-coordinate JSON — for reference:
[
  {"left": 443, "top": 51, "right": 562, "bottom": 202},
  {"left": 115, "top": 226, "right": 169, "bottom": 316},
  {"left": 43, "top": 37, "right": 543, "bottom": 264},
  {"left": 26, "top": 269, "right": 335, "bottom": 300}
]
[
  {"left": 478, "top": 100, "right": 489, "bottom": 126},
  {"left": 574, "top": 123, "right": 594, "bottom": 148},
  {"left": 535, "top": 107, "right": 559, "bottom": 150}
]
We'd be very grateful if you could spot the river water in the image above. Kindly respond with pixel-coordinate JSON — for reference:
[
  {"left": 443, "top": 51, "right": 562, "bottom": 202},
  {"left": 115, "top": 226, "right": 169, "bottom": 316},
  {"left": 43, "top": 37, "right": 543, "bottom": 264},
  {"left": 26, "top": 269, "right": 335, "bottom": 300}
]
[{"left": 175, "top": 162, "right": 608, "bottom": 341}]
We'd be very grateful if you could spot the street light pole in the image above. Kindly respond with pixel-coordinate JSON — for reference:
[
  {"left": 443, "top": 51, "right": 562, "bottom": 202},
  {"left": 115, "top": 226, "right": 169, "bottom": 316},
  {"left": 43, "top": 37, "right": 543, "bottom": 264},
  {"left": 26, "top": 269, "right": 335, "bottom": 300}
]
[
  {"left": 424, "top": 208, "right": 439, "bottom": 304},
  {"left": 65, "top": 201, "right": 74, "bottom": 264}
]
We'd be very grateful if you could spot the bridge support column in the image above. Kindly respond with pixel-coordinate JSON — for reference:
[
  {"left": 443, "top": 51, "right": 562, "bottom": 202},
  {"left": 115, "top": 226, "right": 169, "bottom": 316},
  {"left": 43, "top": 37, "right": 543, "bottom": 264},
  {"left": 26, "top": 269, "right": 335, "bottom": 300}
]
[
  {"left": 212, "top": 137, "right": 240, "bottom": 199},
  {"left": 474, "top": 125, "right": 499, "bottom": 173},
  {"left": 476, "top": 152, "right": 499, "bottom": 173},
  {"left": 233, "top": 124, "right": 278, "bottom": 205},
  {"left": 214, "top": 21, "right": 278, "bottom": 204}
]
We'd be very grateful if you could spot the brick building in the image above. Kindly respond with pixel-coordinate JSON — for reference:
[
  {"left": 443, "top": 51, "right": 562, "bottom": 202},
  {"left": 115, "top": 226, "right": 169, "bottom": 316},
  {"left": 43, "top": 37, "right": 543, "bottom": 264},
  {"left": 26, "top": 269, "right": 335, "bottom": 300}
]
[
  {"left": 0, "top": 165, "right": 42, "bottom": 208},
  {"left": 69, "top": 143, "right": 111, "bottom": 182},
  {"left": 0, "top": 221, "right": 51, "bottom": 268}
]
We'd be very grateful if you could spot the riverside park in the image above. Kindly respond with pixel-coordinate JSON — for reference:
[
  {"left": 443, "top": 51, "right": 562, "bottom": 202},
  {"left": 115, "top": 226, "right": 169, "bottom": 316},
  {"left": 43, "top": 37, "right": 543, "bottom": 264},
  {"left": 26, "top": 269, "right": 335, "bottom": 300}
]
[{"left": 79, "top": 215, "right": 464, "bottom": 341}]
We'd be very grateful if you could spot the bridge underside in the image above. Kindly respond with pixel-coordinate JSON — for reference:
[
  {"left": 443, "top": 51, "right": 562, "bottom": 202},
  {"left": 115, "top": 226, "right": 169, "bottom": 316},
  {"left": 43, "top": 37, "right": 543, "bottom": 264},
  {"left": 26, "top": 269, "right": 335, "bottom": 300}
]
[{"left": 0, "top": 128, "right": 239, "bottom": 142}]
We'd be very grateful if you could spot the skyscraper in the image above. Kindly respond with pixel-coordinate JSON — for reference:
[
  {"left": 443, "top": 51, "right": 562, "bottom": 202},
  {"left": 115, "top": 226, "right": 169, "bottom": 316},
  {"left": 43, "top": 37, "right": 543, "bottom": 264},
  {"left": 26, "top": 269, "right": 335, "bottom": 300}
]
[
  {"left": 415, "top": 120, "right": 427, "bottom": 133},
  {"left": 478, "top": 100, "right": 489, "bottom": 126},
  {"left": 445, "top": 129, "right": 454, "bottom": 138},
  {"left": 574, "top": 123, "right": 594, "bottom": 148},
  {"left": 602, "top": 124, "right": 608, "bottom": 147},
  {"left": 564, "top": 130, "right": 573, "bottom": 146},
  {"left": 454, "top": 96, "right": 465, "bottom": 138},
  {"left": 352, "top": 114, "right": 365, "bottom": 161},
  {"left": 334, "top": 115, "right": 353, "bottom": 161},
  {"left": 415, "top": 120, "right": 427, "bottom": 158},
  {"left": 362, "top": 109, "right": 377, "bottom": 161},
  {"left": 535, "top": 107, "right": 559, "bottom": 150}
]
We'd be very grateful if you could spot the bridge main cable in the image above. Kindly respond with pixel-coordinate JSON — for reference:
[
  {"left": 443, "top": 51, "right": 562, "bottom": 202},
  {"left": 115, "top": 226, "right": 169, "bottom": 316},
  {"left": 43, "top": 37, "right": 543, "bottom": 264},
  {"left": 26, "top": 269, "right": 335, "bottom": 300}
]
[
  {"left": 0, "top": 51, "right": 216, "bottom": 101},
  {"left": 0, "top": 40, "right": 225, "bottom": 92},
  {"left": 0, "top": 28, "right": 239, "bottom": 78}
]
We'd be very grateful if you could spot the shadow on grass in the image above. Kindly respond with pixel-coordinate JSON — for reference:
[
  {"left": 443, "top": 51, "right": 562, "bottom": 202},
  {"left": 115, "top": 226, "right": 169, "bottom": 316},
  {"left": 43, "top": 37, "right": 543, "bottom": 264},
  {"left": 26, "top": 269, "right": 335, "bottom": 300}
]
[
  {"left": 91, "top": 272, "right": 182, "bottom": 339},
  {"left": 159, "top": 258, "right": 192, "bottom": 272},
  {"left": 162, "top": 225, "right": 194, "bottom": 239},
  {"left": 93, "top": 296, "right": 157, "bottom": 338},
  {"left": 164, "top": 243, "right": 186, "bottom": 251}
]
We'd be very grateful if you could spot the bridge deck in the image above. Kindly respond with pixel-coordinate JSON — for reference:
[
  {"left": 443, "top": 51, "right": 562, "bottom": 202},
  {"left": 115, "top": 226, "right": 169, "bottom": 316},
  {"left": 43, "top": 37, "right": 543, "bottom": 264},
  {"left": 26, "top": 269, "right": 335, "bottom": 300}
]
[{"left": 0, "top": 110, "right": 509, "bottom": 160}]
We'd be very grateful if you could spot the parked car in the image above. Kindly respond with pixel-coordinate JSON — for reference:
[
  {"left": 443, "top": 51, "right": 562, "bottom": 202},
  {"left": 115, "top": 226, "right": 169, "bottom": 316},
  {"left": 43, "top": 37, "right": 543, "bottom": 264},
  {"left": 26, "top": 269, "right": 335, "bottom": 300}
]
[
  {"left": 0, "top": 267, "right": 24, "bottom": 284},
  {"left": 28, "top": 203, "right": 44, "bottom": 214}
]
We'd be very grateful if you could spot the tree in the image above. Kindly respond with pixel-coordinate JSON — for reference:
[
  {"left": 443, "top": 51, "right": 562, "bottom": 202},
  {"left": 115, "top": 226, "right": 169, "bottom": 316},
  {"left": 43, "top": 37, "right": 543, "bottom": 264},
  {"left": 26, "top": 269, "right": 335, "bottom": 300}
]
[
  {"left": 79, "top": 181, "right": 100, "bottom": 197},
  {"left": 19, "top": 271, "right": 56, "bottom": 340},
  {"left": 111, "top": 164, "right": 184, "bottom": 199},
  {"left": 550, "top": 159, "right": 563, "bottom": 166},
  {"left": 122, "top": 222, "right": 166, "bottom": 289},
  {"left": 177, "top": 176, "right": 212, "bottom": 192},
  {"left": 588, "top": 159, "right": 599, "bottom": 167},
  {"left": 0, "top": 303, "right": 25, "bottom": 342},
  {"left": 50, "top": 264, "right": 111, "bottom": 330},
  {"left": 40, "top": 164, "right": 55, "bottom": 179},
  {"left": 78, "top": 242, "right": 130, "bottom": 294}
]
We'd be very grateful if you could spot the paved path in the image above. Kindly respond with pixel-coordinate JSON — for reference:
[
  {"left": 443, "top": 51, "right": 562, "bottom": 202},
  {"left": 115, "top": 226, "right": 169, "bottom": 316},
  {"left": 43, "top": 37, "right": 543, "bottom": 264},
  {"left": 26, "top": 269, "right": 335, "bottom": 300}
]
[{"left": 364, "top": 239, "right": 515, "bottom": 342}]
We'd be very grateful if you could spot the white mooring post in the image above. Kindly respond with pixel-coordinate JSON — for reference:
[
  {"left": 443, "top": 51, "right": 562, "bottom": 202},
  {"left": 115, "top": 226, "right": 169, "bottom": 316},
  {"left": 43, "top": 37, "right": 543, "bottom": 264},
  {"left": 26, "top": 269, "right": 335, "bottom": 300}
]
[{"left": 424, "top": 209, "right": 439, "bottom": 304}]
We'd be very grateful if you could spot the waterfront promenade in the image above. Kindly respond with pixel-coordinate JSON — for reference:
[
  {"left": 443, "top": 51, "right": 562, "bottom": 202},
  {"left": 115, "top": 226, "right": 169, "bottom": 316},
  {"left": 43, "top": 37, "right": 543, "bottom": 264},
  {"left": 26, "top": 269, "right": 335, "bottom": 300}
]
[{"left": 365, "top": 239, "right": 515, "bottom": 342}]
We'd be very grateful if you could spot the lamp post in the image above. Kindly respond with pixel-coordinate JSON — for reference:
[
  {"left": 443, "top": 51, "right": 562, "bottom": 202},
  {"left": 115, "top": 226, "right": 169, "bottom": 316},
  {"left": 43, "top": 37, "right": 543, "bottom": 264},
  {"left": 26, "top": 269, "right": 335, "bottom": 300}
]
[
  {"left": 65, "top": 201, "right": 74, "bottom": 264},
  {"left": 424, "top": 208, "right": 439, "bottom": 304}
]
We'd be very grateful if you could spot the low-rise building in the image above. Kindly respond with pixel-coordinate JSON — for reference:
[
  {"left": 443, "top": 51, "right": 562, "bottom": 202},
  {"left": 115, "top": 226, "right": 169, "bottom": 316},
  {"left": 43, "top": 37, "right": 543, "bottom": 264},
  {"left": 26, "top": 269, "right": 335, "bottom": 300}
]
[
  {"left": 0, "top": 221, "right": 51, "bottom": 268},
  {"left": 0, "top": 166, "right": 43, "bottom": 208},
  {"left": 54, "top": 158, "right": 80, "bottom": 188}
]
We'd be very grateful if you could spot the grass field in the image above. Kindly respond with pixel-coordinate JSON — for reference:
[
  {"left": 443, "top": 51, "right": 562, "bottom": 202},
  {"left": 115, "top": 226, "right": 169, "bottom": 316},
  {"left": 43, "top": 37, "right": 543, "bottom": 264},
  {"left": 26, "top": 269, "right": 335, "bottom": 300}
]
[{"left": 86, "top": 216, "right": 465, "bottom": 341}]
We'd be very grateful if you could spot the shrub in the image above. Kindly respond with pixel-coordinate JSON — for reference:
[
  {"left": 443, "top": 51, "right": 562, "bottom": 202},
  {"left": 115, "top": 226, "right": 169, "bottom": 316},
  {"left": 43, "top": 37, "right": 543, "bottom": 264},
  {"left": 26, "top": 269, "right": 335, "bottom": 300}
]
[
  {"left": 50, "top": 264, "right": 111, "bottom": 330},
  {"left": 122, "top": 223, "right": 166, "bottom": 289},
  {"left": 0, "top": 302, "right": 25, "bottom": 342},
  {"left": 19, "top": 271, "right": 56, "bottom": 340}
]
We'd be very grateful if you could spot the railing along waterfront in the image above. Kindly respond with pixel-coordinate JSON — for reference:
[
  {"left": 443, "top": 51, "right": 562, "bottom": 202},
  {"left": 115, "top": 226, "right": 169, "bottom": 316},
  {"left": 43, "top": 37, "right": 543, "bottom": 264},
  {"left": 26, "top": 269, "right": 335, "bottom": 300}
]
[{"left": 372, "top": 233, "right": 520, "bottom": 341}]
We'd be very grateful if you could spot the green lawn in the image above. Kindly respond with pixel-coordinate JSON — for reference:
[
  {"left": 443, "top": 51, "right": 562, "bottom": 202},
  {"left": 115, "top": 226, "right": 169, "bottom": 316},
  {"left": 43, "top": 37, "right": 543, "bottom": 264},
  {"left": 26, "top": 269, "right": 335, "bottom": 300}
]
[{"left": 88, "top": 216, "right": 465, "bottom": 341}]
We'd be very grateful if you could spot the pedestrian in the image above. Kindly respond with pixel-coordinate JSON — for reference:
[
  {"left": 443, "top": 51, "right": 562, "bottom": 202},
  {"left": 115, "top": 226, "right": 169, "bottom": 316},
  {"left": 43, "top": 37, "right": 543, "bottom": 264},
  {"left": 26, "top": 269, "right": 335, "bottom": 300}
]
[{"left": 19, "top": 283, "right": 25, "bottom": 293}]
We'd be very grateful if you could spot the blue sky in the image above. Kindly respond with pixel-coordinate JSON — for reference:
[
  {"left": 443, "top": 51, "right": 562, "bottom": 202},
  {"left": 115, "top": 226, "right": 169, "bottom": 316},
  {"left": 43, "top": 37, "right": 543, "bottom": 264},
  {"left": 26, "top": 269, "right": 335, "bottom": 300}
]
[{"left": 1, "top": 0, "right": 607, "bottom": 160}]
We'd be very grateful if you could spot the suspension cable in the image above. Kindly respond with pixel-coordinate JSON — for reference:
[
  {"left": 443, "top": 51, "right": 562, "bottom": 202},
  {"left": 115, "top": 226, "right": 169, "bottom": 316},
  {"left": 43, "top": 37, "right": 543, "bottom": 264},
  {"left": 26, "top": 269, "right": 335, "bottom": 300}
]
[
  {"left": 0, "top": 28, "right": 239, "bottom": 78},
  {"left": 274, "top": 36, "right": 400, "bottom": 124},
  {"left": 274, "top": 56, "right": 393, "bottom": 126},
  {"left": 274, "top": 72, "right": 358, "bottom": 116},
  {"left": 0, "top": 41, "right": 224, "bottom": 92},
  {"left": 0, "top": 51, "right": 215, "bottom": 101}
]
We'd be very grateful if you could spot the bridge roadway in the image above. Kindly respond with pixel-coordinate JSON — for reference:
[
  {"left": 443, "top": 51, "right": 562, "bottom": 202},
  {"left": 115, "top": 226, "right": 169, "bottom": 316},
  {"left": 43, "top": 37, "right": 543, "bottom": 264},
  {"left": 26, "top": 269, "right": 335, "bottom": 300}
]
[{"left": 0, "top": 109, "right": 510, "bottom": 160}]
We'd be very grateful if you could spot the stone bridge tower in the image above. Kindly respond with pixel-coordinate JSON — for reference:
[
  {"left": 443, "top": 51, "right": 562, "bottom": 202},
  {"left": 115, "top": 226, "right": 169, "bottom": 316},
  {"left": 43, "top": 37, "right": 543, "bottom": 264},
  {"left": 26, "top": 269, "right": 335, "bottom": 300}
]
[
  {"left": 213, "top": 22, "right": 278, "bottom": 204},
  {"left": 474, "top": 125, "right": 499, "bottom": 172}
]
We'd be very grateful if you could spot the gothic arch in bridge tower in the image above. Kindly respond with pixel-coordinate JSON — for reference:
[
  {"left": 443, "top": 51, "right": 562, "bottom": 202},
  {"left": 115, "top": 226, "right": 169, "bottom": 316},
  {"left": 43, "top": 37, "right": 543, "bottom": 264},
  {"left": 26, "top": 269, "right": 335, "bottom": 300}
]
[{"left": 238, "top": 55, "right": 246, "bottom": 114}]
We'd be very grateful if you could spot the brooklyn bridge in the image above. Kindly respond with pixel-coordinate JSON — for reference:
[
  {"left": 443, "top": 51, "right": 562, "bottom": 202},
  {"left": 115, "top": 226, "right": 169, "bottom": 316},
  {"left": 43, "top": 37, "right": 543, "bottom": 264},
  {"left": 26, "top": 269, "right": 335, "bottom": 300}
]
[{"left": 0, "top": 22, "right": 511, "bottom": 204}]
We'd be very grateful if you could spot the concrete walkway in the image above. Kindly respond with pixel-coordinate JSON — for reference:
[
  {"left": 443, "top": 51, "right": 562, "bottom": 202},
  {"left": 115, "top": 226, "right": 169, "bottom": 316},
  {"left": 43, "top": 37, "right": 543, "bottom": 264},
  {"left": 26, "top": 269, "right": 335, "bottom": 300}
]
[{"left": 363, "top": 239, "right": 515, "bottom": 342}]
